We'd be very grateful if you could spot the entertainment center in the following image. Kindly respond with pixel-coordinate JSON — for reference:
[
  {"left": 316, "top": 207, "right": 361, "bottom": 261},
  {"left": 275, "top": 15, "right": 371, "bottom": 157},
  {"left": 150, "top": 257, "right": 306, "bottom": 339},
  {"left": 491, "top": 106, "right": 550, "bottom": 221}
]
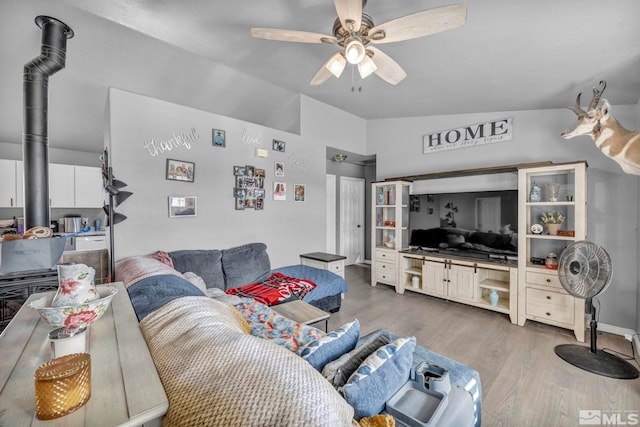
[{"left": 371, "top": 161, "right": 587, "bottom": 341}]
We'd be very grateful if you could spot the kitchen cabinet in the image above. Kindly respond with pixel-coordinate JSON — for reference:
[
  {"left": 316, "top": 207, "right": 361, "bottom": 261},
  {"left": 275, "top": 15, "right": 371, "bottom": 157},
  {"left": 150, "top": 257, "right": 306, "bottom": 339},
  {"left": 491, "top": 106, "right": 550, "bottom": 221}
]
[
  {"left": 49, "top": 163, "right": 103, "bottom": 208},
  {"left": 517, "top": 161, "right": 587, "bottom": 342},
  {"left": 0, "top": 160, "right": 23, "bottom": 208}
]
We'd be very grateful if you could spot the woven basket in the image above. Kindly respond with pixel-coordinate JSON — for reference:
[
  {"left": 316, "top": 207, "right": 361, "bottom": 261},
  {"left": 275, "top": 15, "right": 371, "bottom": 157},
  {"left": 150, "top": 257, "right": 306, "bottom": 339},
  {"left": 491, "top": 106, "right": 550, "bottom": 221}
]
[{"left": 34, "top": 353, "right": 91, "bottom": 420}]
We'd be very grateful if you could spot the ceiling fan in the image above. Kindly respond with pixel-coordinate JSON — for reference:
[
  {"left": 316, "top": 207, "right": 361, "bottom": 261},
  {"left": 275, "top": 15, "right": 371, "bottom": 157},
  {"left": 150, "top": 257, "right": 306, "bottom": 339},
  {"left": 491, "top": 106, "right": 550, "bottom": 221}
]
[{"left": 251, "top": 0, "right": 467, "bottom": 86}]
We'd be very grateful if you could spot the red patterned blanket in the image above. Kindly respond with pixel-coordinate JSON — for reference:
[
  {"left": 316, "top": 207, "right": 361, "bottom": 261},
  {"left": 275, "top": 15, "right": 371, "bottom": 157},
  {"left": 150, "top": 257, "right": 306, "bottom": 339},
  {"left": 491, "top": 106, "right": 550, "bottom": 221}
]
[{"left": 225, "top": 272, "right": 316, "bottom": 306}]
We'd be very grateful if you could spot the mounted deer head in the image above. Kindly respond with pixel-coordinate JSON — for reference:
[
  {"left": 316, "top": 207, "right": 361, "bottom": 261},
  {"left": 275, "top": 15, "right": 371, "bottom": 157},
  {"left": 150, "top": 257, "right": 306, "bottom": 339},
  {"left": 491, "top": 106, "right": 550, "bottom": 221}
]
[{"left": 561, "top": 81, "right": 640, "bottom": 176}]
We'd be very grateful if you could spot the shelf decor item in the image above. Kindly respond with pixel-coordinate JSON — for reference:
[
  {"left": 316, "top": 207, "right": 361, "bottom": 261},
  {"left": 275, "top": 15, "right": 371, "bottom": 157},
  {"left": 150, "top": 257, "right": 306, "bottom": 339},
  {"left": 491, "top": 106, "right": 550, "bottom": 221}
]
[
  {"left": 539, "top": 211, "right": 565, "bottom": 235},
  {"left": 489, "top": 289, "right": 499, "bottom": 306},
  {"left": 529, "top": 181, "right": 541, "bottom": 202},
  {"left": 545, "top": 183, "right": 560, "bottom": 202}
]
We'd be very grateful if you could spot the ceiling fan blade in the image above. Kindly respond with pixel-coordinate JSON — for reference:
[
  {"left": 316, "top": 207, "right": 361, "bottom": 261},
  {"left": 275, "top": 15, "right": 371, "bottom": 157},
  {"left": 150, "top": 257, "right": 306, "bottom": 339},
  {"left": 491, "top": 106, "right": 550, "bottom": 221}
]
[
  {"left": 368, "top": 4, "right": 467, "bottom": 44},
  {"left": 368, "top": 46, "right": 407, "bottom": 85},
  {"left": 251, "top": 28, "right": 337, "bottom": 44},
  {"left": 334, "top": 0, "right": 363, "bottom": 32},
  {"left": 310, "top": 65, "right": 333, "bottom": 86}
]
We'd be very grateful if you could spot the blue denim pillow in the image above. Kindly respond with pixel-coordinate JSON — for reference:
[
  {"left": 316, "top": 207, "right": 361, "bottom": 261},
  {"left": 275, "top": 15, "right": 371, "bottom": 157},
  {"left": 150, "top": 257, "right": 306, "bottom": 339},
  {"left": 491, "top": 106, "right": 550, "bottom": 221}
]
[
  {"left": 298, "top": 320, "right": 360, "bottom": 371},
  {"left": 342, "top": 336, "right": 416, "bottom": 419}
]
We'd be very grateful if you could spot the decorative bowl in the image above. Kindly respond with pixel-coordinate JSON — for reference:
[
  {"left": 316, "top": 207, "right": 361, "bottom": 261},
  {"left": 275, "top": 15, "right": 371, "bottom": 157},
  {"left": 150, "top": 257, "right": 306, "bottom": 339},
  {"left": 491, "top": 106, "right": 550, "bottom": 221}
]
[{"left": 29, "top": 286, "right": 118, "bottom": 330}]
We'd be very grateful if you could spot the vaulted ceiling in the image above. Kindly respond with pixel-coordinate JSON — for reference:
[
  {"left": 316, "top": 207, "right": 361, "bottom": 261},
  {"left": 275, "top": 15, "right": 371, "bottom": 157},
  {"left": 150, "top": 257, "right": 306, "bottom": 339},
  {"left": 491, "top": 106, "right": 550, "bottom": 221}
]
[{"left": 1, "top": 0, "right": 639, "bottom": 154}]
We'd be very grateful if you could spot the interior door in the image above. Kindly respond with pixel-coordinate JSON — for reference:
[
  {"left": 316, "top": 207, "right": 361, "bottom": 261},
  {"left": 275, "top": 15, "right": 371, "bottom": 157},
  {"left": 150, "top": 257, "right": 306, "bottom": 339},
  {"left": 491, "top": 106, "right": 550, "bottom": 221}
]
[
  {"left": 339, "top": 177, "right": 365, "bottom": 265},
  {"left": 326, "top": 174, "right": 336, "bottom": 254},
  {"left": 475, "top": 196, "right": 501, "bottom": 232}
]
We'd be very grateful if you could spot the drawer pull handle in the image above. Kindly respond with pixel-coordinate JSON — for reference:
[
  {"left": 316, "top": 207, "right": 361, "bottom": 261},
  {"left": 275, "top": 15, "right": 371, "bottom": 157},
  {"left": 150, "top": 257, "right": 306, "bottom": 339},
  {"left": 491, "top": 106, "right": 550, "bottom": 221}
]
[
  {"left": 546, "top": 312, "right": 551, "bottom": 316},
  {"left": 382, "top": 265, "right": 385, "bottom": 268},
  {"left": 546, "top": 279, "right": 551, "bottom": 283},
  {"left": 546, "top": 296, "right": 551, "bottom": 300}
]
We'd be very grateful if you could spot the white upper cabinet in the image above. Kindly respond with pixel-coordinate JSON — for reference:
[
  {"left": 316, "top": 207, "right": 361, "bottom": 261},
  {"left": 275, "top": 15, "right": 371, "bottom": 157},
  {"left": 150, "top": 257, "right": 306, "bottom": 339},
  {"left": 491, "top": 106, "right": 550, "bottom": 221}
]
[
  {"left": 0, "top": 159, "right": 24, "bottom": 208},
  {"left": 49, "top": 164, "right": 103, "bottom": 208},
  {"left": 74, "top": 166, "right": 104, "bottom": 208}
]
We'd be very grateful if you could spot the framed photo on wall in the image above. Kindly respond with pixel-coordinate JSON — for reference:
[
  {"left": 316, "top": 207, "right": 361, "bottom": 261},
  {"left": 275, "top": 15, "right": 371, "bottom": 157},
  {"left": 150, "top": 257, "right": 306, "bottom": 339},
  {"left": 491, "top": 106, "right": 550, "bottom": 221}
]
[
  {"left": 166, "top": 159, "right": 195, "bottom": 182},
  {"left": 168, "top": 196, "right": 196, "bottom": 217},
  {"left": 273, "top": 182, "right": 286, "bottom": 201},
  {"left": 294, "top": 184, "right": 305, "bottom": 202},
  {"left": 212, "top": 129, "right": 226, "bottom": 147},
  {"left": 272, "top": 139, "right": 286, "bottom": 152},
  {"left": 274, "top": 162, "right": 284, "bottom": 177}
]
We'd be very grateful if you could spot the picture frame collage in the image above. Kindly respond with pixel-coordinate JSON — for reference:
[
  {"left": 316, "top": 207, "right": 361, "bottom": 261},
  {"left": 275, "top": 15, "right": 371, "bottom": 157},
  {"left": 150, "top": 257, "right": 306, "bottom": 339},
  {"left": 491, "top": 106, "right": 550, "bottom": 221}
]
[{"left": 234, "top": 165, "right": 265, "bottom": 210}]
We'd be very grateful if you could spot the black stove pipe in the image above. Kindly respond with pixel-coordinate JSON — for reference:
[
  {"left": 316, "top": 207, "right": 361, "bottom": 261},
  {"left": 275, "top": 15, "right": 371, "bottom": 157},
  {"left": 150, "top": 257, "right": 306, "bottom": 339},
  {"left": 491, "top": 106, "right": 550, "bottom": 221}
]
[{"left": 23, "top": 16, "right": 73, "bottom": 229}]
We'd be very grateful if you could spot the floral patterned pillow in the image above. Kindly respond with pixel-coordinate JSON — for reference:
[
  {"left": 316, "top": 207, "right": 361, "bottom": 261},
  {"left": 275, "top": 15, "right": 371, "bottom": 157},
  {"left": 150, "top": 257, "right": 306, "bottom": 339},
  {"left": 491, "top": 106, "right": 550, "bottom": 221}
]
[{"left": 52, "top": 264, "right": 99, "bottom": 307}]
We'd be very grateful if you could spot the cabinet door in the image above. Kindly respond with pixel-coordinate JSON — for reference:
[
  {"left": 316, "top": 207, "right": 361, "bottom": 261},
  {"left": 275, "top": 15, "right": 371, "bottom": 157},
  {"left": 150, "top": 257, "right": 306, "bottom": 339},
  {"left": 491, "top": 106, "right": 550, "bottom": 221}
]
[
  {"left": 74, "top": 166, "right": 103, "bottom": 208},
  {"left": 423, "top": 260, "right": 446, "bottom": 296},
  {"left": 448, "top": 264, "right": 477, "bottom": 301},
  {"left": 0, "top": 159, "right": 17, "bottom": 207},
  {"left": 49, "top": 164, "right": 75, "bottom": 207}
]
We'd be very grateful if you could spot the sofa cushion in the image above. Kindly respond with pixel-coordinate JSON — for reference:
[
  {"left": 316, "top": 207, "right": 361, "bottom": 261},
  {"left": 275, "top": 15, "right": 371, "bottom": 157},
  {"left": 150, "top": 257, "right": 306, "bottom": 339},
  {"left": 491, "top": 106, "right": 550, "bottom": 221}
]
[
  {"left": 169, "top": 249, "right": 225, "bottom": 289},
  {"left": 298, "top": 319, "right": 360, "bottom": 371},
  {"left": 343, "top": 336, "right": 416, "bottom": 419},
  {"left": 221, "top": 243, "right": 271, "bottom": 289}
]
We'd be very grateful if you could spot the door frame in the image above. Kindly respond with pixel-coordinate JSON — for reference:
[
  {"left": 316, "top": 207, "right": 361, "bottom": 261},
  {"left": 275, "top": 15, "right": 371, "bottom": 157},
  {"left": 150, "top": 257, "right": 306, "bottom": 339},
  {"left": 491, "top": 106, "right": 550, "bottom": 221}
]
[{"left": 326, "top": 174, "right": 337, "bottom": 254}]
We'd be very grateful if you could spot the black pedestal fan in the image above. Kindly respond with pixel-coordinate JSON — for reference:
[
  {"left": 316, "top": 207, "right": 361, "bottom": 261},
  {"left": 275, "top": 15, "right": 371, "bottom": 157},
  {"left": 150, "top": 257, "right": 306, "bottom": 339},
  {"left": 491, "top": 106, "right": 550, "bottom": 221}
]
[{"left": 554, "top": 240, "right": 639, "bottom": 379}]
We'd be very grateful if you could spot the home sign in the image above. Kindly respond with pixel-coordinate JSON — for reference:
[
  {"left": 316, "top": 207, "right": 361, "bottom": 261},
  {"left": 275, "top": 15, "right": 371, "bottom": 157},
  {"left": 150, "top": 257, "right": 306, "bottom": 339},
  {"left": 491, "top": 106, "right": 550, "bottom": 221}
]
[{"left": 423, "top": 117, "right": 512, "bottom": 154}]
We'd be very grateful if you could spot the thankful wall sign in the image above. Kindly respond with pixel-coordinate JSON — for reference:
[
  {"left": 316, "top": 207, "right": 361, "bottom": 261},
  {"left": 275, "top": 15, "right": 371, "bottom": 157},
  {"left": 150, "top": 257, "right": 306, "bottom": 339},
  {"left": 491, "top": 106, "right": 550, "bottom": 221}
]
[{"left": 423, "top": 117, "right": 512, "bottom": 154}]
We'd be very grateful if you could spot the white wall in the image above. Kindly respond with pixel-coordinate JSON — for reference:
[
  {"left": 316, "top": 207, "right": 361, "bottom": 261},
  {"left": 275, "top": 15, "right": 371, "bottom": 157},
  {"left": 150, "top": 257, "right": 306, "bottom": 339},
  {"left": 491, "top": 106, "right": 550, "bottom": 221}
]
[
  {"left": 368, "top": 106, "right": 640, "bottom": 330},
  {"left": 107, "top": 88, "right": 327, "bottom": 268},
  {"left": 300, "top": 95, "right": 367, "bottom": 155}
]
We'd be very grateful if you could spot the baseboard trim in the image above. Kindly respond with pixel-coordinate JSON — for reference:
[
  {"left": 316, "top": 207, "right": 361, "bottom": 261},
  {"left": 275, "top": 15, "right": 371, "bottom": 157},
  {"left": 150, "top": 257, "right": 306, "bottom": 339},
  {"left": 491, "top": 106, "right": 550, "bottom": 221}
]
[{"left": 598, "top": 322, "right": 636, "bottom": 338}]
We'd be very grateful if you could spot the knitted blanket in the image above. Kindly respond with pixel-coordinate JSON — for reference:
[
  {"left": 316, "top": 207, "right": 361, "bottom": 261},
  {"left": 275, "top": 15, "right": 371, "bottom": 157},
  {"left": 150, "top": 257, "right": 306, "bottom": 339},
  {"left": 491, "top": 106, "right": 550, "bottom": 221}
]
[{"left": 140, "top": 296, "right": 354, "bottom": 427}]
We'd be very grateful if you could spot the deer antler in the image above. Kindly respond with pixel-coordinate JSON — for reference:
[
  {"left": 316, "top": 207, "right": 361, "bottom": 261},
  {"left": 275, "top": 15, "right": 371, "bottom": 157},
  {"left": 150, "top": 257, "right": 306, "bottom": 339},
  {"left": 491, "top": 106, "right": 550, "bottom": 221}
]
[
  {"left": 587, "top": 80, "right": 607, "bottom": 111},
  {"left": 568, "top": 93, "right": 586, "bottom": 116}
]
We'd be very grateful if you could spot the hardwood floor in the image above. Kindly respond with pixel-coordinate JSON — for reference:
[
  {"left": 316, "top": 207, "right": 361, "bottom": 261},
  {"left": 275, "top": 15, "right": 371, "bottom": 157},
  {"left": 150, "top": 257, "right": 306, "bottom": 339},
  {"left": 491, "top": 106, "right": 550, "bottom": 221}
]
[{"left": 330, "top": 264, "right": 640, "bottom": 427}]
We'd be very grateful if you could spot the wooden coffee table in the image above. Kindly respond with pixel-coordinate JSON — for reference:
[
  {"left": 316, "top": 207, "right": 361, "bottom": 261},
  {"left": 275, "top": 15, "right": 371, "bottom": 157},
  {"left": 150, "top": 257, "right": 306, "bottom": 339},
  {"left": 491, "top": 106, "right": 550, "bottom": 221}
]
[{"left": 272, "top": 300, "right": 330, "bottom": 331}]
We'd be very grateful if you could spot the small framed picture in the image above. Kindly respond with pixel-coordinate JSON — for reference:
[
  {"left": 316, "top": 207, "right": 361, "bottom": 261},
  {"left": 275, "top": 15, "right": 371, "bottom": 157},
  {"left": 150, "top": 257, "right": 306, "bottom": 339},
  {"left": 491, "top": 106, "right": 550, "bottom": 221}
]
[
  {"left": 272, "top": 139, "right": 286, "bottom": 152},
  {"left": 245, "top": 165, "right": 255, "bottom": 178},
  {"left": 234, "top": 188, "right": 246, "bottom": 198},
  {"left": 235, "top": 176, "right": 244, "bottom": 188},
  {"left": 275, "top": 161, "right": 284, "bottom": 177},
  {"left": 235, "top": 198, "right": 245, "bottom": 210},
  {"left": 273, "top": 182, "right": 286, "bottom": 201},
  {"left": 255, "top": 188, "right": 266, "bottom": 199},
  {"left": 168, "top": 196, "right": 196, "bottom": 217},
  {"left": 255, "top": 199, "right": 264, "bottom": 210},
  {"left": 233, "top": 165, "right": 245, "bottom": 176},
  {"left": 212, "top": 129, "right": 226, "bottom": 147},
  {"left": 294, "top": 184, "right": 305, "bottom": 202},
  {"left": 245, "top": 198, "right": 255, "bottom": 209},
  {"left": 255, "top": 168, "right": 265, "bottom": 177},
  {"left": 166, "top": 159, "right": 195, "bottom": 182}
]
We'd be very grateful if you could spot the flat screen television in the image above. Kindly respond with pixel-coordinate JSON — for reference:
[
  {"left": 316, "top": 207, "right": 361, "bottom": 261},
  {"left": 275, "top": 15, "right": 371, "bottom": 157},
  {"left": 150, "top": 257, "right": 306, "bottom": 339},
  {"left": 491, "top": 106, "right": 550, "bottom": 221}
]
[{"left": 408, "top": 189, "right": 518, "bottom": 261}]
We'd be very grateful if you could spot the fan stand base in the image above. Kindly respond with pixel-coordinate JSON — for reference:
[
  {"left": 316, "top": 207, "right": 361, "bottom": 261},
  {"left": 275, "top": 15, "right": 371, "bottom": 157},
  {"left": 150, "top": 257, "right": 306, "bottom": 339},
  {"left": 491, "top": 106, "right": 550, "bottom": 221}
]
[{"left": 555, "top": 344, "right": 639, "bottom": 379}]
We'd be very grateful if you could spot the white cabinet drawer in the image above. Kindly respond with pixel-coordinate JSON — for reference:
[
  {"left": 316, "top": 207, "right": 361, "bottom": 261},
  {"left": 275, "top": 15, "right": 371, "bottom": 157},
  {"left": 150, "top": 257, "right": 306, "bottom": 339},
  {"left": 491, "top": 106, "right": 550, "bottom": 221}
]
[
  {"left": 526, "top": 270, "right": 563, "bottom": 290},
  {"left": 526, "top": 288, "right": 574, "bottom": 325},
  {"left": 375, "top": 249, "right": 396, "bottom": 262},
  {"left": 375, "top": 267, "right": 396, "bottom": 284},
  {"left": 75, "top": 236, "right": 107, "bottom": 251}
]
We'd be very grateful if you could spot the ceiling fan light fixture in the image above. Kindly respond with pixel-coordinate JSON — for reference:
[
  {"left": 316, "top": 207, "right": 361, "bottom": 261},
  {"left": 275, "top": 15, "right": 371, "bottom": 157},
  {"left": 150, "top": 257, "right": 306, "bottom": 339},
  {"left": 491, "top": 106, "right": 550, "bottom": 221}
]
[
  {"left": 345, "top": 38, "right": 366, "bottom": 64},
  {"left": 325, "top": 52, "right": 347, "bottom": 78},
  {"left": 358, "top": 54, "right": 377, "bottom": 79}
]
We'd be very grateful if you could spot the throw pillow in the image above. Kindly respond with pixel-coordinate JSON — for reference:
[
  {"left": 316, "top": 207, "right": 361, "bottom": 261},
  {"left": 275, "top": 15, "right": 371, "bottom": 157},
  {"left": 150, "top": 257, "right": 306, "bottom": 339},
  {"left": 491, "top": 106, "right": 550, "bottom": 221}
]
[
  {"left": 343, "top": 336, "right": 416, "bottom": 419},
  {"left": 322, "top": 330, "right": 394, "bottom": 389},
  {"left": 52, "top": 264, "right": 98, "bottom": 307},
  {"left": 298, "top": 319, "right": 360, "bottom": 371}
]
